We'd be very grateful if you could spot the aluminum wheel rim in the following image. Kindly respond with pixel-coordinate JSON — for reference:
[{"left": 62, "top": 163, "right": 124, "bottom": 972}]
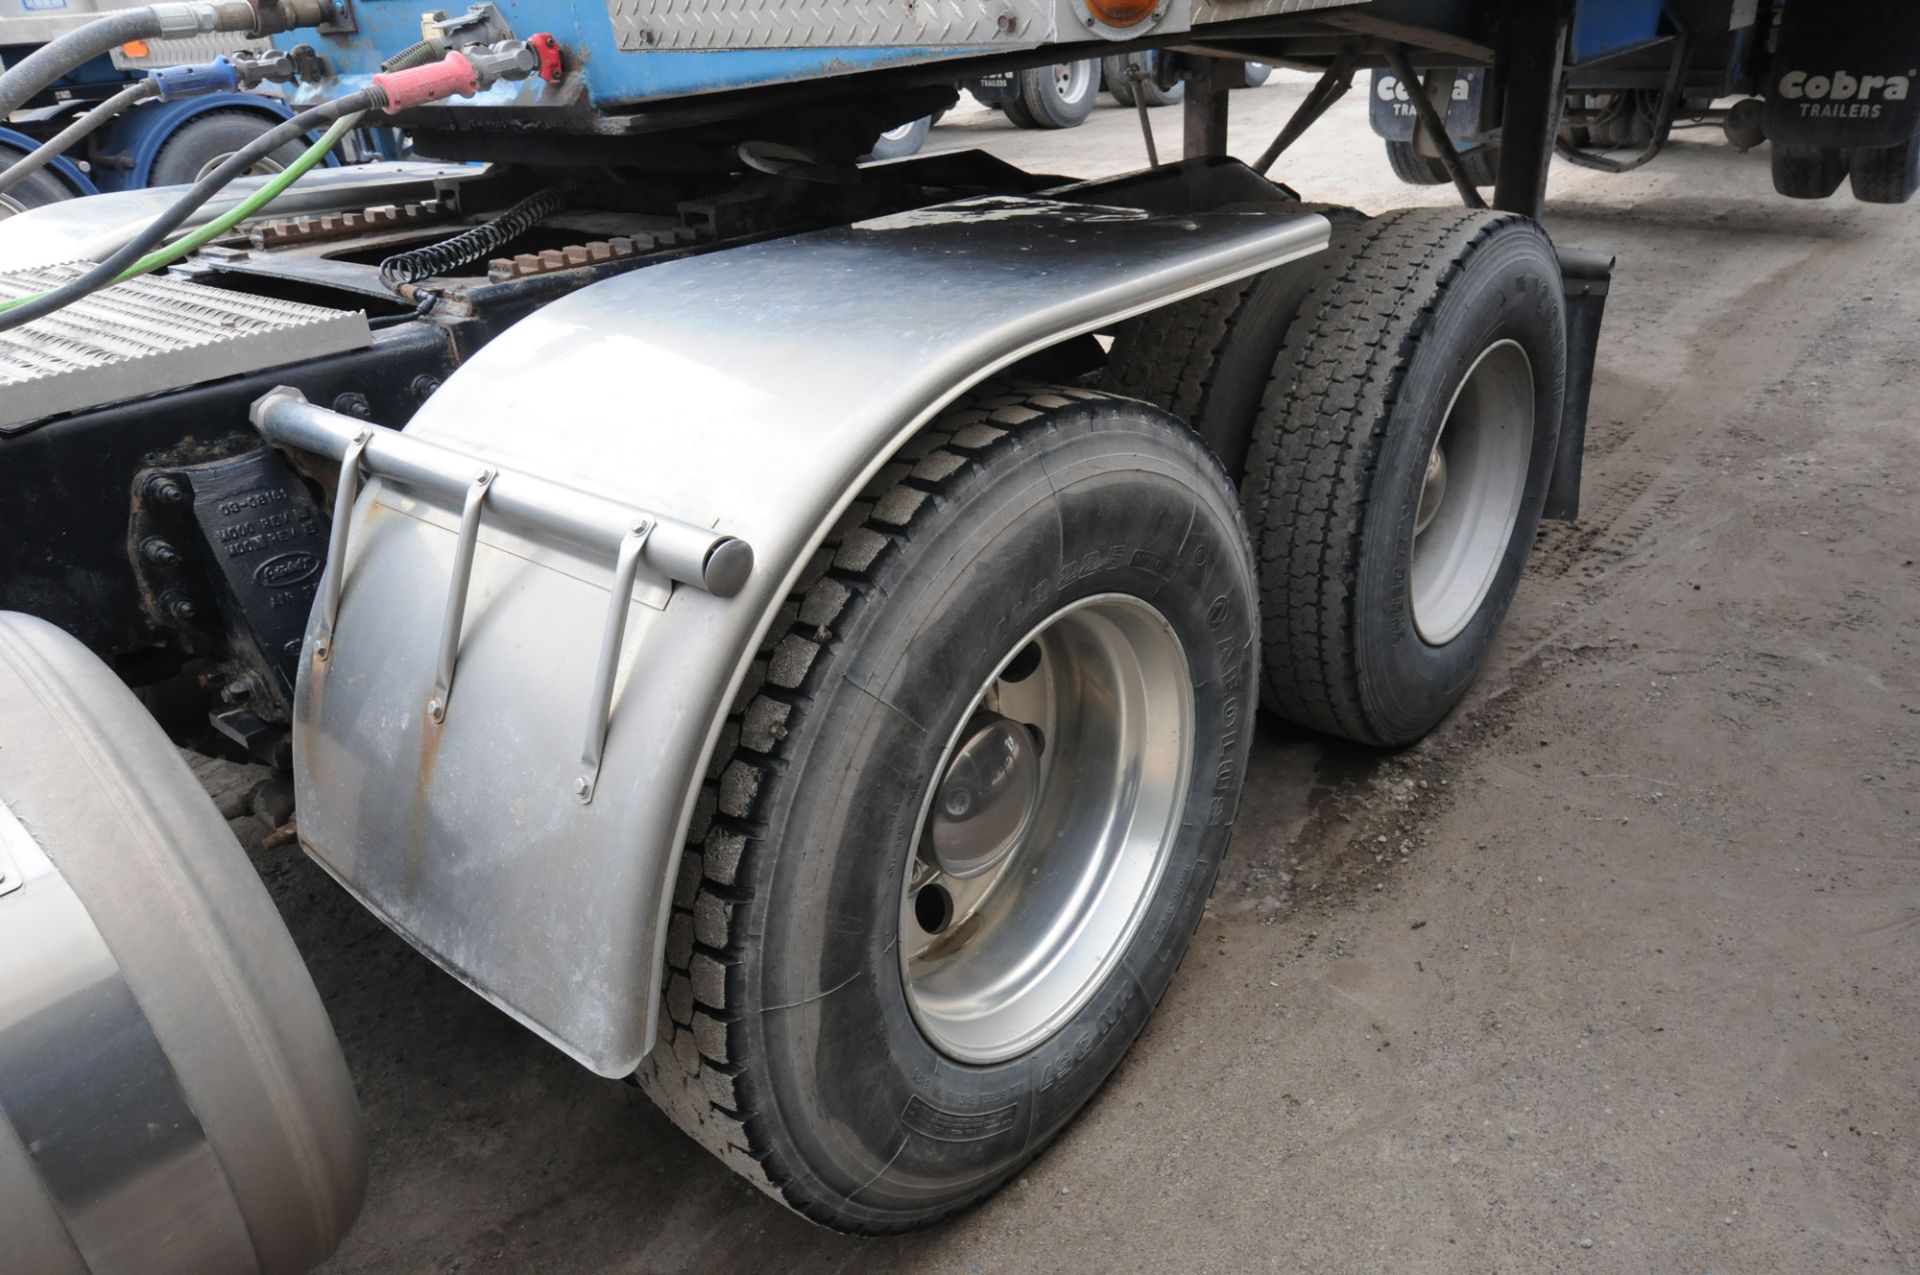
[
  {"left": 1410, "top": 338, "right": 1534, "bottom": 645},
  {"left": 899, "top": 593, "right": 1193, "bottom": 1064},
  {"left": 0, "top": 194, "right": 26, "bottom": 220},
  {"left": 1052, "top": 60, "right": 1094, "bottom": 105}
]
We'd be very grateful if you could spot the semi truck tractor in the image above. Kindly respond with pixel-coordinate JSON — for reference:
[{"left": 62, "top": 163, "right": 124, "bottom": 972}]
[{"left": 0, "top": 0, "right": 1913, "bottom": 1265}]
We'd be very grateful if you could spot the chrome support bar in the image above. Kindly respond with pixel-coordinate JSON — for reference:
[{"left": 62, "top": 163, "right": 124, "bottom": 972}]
[
  {"left": 249, "top": 387, "right": 755, "bottom": 598},
  {"left": 428, "top": 468, "right": 494, "bottom": 723},
  {"left": 576, "top": 520, "right": 654, "bottom": 804},
  {"left": 313, "top": 425, "right": 370, "bottom": 663}
]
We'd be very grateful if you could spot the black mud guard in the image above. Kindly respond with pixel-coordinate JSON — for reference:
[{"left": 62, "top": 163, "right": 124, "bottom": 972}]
[
  {"left": 1543, "top": 246, "right": 1615, "bottom": 523},
  {"left": 1765, "top": 0, "right": 1920, "bottom": 151}
]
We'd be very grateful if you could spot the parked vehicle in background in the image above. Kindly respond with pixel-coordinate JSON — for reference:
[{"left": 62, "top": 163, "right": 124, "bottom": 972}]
[
  {"left": 1372, "top": 0, "right": 1920, "bottom": 203},
  {"left": 0, "top": 0, "right": 398, "bottom": 216}
]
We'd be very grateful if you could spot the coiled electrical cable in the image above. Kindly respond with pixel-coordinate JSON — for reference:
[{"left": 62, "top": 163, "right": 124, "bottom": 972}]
[
  {"left": 377, "top": 186, "right": 567, "bottom": 290},
  {"left": 0, "top": 86, "right": 382, "bottom": 334},
  {"left": 0, "top": 80, "right": 158, "bottom": 199}
]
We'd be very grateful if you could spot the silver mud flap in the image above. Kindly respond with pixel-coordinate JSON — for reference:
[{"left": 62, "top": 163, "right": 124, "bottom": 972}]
[{"left": 255, "top": 188, "right": 1329, "bottom": 1076}]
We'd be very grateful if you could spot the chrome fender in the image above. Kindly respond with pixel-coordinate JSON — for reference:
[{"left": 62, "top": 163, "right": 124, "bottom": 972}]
[{"left": 271, "top": 189, "right": 1328, "bottom": 1076}]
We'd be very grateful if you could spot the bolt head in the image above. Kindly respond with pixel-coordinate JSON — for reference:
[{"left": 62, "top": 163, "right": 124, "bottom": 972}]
[
  {"left": 146, "top": 476, "right": 187, "bottom": 505},
  {"left": 427, "top": 697, "right": 445, "bottom": 721},
  {"left": 572, "top": 776, "right": 591, "bottom": 796}
]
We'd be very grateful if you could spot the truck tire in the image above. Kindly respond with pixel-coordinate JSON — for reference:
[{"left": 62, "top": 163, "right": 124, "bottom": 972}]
[
  {"left": 1771, "top": 142, "right": 1847, "bottom": 200},
  {"left": 0, "top": 143, "right": 75, "bottom": 218},
  {"left": 1102, "top": 52, "right": 1183, "bottom": 107},
  {"left": 0, "top": 612, "right": 364, "bottom": 1274},
  {"left": 636, "top": 384, "right": 1258, "bottom": 1234},
  {"left": 1102, "top": 202, "right": 1368, "bottom": 474},
  {"left": 1848, "top": 132, "right": 1920, "bottom": 204},
  {"left": 1385, "top": 139, "right": 1499, "bottom": 187},
  {"left": 1241, "top": 209, "right": 1566, "bottom": 746},
  {"left": 148, "top": 110, "right": 308, "bottom": 187},
  {"left": 1386, "top": 138, "right": 1449, "bottom": 185},
  {"left": 1011, "top": 59, "right": 1098, "bottom": 129}
]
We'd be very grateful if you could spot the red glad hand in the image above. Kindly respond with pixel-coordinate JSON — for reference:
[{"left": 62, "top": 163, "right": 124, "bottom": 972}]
[
  {"left": 531, "top": 33, "right": 563, "bottom": 84},
  {"left": 373, "top": 50, "right": 481, "bottom": 113}
]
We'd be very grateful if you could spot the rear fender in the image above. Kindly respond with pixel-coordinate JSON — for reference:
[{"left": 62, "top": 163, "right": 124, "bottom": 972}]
[{"left": 263, "top": 171, "right": 1329, "bottom": 1077}]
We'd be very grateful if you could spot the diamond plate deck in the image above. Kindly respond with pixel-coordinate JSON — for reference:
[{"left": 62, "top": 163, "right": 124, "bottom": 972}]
[
  {"left": 606, "top": 0, "right": 1054, "bottom": 52},
  {"left": 603, "top": 0, "right": 1365, "bottom": 52},
  {"left": 0, "top": 265, "right": 369, "bottom": 431}
]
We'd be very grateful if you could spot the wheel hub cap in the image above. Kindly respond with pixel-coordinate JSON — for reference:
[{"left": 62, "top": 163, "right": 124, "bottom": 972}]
[
  {"left": 899, "top": 594, "right": 1193, "bottom": 1064},
  {"left": 928, "top": 714, "right": 1039, "bottom": 880}
]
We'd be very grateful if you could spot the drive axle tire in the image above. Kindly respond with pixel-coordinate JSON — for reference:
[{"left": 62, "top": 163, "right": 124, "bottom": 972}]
[
  {"left": 1242, "top": 209, "right": 1566, "bottom": 747},
  {"left": 637, "top": 384, "right": 1258, "bottom": 1233},
  {"left": 1102, "top": 202, "right": 1368, "bottom": 474}
]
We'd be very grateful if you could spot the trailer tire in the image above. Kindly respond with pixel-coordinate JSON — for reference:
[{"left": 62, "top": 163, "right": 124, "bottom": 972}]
[
  {"left": 1102, "top": 202, "right": 1367, "bottom": 473},
  {"left": 148, "top": 110, "right": 309, "bottom": 187},
  {"left": 1242, "top": 208, "right": 1566, "bottom": 746},
  {"left": 636, "top": 384, "right": 1257, "bottom": 1234},
  {"left": 1012, "top": 59, "right": 1098, "bottom": 129},
  {"left": 1102, "top": 52, "right": 1183, "bottom": 107},
  {"left": 1771, "top": 142, "right": 1848, "bottom": 200},
  {"left": 1386, "top": 138, "right": 1449, "bottom": 185},
  {"left": 1385, "top": 139, "right": 1499, "bottom": 187},
  {"left": 1847, "top": 132, "right": 1920, "bottom": 204},
  {"left": 0, "top": 143, "right": 76, "bottom": 218}
]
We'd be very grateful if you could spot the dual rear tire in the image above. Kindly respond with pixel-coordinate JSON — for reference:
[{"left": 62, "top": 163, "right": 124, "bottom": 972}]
[
  {"left": 641, "top": 209, "right": 1567, "bottom": 1231},
  {"left": 1108, "top": 207, "right": 1566, "bottom": 745}
]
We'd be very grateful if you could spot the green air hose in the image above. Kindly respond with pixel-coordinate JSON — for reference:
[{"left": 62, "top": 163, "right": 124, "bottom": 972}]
[{"left": 0, "top": 110, "right": 364, "bottom": 316}]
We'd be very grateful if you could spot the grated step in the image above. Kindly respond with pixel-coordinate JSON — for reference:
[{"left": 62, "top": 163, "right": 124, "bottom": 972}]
[{"left": 0, "top": 263, "right": 369, "bottom": 432}]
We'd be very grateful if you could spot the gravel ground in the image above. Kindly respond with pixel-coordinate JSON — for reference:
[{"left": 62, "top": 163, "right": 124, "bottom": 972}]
[{"left": 243, "top": 73, "right": 1920, "bottom": 1273}]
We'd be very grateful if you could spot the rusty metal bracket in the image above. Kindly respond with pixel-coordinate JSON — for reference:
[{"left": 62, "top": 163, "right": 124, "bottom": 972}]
[
  {"left": 426, "top": 468, "right": 494, "bottom": 723},
  {"left": 312, "top": 426, "right": 371, "bottom": 665},
  {"left": 575, "top": 519, "right": 655, "bottom": 804}
]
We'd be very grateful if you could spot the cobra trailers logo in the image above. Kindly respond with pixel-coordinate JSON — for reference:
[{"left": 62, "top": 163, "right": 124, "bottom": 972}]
[{"left": 1778, "top": 69, "right": 1914, "bottom": 119}]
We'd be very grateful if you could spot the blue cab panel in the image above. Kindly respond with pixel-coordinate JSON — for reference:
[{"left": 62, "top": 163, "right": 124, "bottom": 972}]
[{"left": 276, "top": 0, "right": 1011, "bottom": 111}]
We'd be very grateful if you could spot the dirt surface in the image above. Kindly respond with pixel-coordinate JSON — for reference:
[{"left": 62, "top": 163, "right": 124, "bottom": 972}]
[{"left": 259, "top": 75, "right": 1920, "bottom": 1273}]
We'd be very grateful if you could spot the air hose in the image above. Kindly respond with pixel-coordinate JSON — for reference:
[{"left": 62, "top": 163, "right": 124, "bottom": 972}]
[
  {"left": 0, "top": 2, "right": 256, "bottom": 118},
  {"left": 128, "top": 112, "right": 366, "bottom": 279},
  {"left": 377, "top": 186, "right": 567, "bottom": 290},
  {"left": 0, "top": 88, "right": 381, "bottom": 332}
]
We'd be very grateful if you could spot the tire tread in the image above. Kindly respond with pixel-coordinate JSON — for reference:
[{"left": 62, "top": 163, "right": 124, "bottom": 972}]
[
  {"left": 637, "top": 382, "right": 1132, "bottom": 1234},
  {"left": 1240, "top": 207, "right": 1535, "bottom": 743}
]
